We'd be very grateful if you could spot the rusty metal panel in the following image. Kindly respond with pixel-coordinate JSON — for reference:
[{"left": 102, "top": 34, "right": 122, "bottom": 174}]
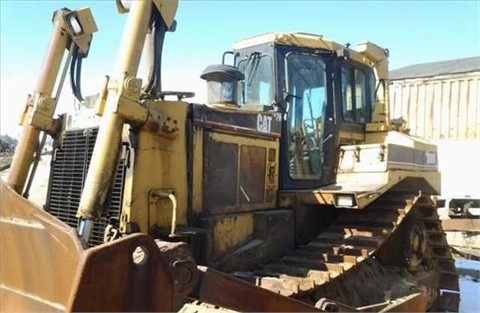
[
  {"left": 239, "top": 145, "right": 266, "bottom": 204},
  {"left": 67, "top": 234, "right": 175, "bottom": 312},
  {"left": 202, "top": 130, "right": 279, "bottom": 215},
  {"left": 203, "top": 133, "right": 238, "bottom": 214},
  {"left": 389, "top": 73, "right": 480, "bottom": 140}
]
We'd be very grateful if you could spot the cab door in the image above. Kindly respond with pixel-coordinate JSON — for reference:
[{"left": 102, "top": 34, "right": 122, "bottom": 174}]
[{"left": 279, "top": 51, "right": 336, "bottom": 189}]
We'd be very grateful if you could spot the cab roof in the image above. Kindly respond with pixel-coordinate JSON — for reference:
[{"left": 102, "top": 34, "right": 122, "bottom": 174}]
[{"left": 233, "top": 32, "right": 382, "bottom": 67}]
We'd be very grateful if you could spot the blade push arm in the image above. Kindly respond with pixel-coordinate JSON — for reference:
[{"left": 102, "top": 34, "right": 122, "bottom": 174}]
[
  {"left": 7, "top": 8, "right": 97, "bottom": 193},
  {"left": 76, "top": 0, "right": 178, "bottom": 242}
]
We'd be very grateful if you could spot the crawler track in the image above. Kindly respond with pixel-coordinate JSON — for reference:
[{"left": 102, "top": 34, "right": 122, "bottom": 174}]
[{"left": 235, "top": 191, "right": 460, "bottom": 311}]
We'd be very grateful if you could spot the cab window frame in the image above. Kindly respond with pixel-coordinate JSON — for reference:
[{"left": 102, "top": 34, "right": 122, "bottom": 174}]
[
  {"left": 237, "top": 53, "right": 275, "bottom": 108},
  {"left": 339, "top": 63, "right": 373, "bottom": 124}
]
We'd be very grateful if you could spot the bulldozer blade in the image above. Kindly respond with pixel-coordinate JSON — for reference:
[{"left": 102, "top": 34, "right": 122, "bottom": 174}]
[
  {"left": 0, "top": 181, "right": 176, "bottom": 312},
  {"left": 0, "top": 180, "right": 83, "bottom": 311},
  {"left": 192, "top": 266, "right": 323, "bottom": 312}
]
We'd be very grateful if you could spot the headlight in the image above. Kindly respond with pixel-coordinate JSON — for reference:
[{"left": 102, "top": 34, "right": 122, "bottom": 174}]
[
  {"left": 68, "top": 15, "right": 83, "bottom": 35},
  {"left": 337, "top": 194, "right": 355, "bottom": 207}
]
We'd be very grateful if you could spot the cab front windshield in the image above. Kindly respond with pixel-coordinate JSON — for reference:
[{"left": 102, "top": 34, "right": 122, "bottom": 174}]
[{"left": 237, "top": 53, "right": 274, "bottom": 107}]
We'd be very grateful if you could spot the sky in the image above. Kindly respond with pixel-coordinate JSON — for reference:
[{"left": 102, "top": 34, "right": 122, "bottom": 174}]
[{"left": 1, "top": 0, "right": 479, "bottom": 137}]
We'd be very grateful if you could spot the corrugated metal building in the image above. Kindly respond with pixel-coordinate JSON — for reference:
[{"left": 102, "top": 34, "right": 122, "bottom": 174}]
[
  {"left": 389, "top": 57, "right": 480, "bottom": 197},
  {"left": 389, "top": 56, "right": 480, "bottom": 140}
]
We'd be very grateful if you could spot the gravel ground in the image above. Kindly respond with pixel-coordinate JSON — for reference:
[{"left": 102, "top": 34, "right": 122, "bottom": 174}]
[{"left": 0, "top": 152, "right": 13, "bottom": 171}]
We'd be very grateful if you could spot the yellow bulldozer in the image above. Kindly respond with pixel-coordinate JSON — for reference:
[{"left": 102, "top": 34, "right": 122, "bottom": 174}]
[{"left": 0, "top": 1, "right": 460, "bottom": 311}]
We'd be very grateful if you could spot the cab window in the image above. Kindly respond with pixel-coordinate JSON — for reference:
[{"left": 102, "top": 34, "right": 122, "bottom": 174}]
[
  {"left": 341, "top": 66, "right": 369, "bottom": 123},
  {"left": 237, "top": 54, "right": 274, "bottom": 107}
]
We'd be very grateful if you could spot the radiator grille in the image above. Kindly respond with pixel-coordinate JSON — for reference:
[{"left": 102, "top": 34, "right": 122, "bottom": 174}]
[{"left": 46, "top": 128, "right": 127, "bottom": 247}]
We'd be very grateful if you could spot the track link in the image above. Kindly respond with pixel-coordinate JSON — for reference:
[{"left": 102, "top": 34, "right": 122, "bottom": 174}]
[
  {"left": 422, "top": 210, "right": 460, "bottom": 311},
  {"left": 234, "top": 191, "right": 460, "bottom": 311}
]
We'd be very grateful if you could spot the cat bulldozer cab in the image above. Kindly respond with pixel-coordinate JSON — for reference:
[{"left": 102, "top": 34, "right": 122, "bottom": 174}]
[{"left": 0, "top": 0, "right": 459, "bottom": 311}]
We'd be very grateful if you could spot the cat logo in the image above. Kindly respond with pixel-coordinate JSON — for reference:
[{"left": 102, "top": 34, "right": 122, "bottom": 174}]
[{"left": 257, "top": 114, "right": 272, "bottom": 133}]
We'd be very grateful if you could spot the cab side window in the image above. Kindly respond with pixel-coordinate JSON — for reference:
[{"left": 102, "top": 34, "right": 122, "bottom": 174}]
[{"left": 341, "top": 65, "right": 368, "bottom": 123}]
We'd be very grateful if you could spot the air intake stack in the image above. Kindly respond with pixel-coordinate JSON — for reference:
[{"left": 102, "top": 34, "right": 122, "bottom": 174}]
[{"left": 200, "top": 64, "right": 244, "bottom": 107}]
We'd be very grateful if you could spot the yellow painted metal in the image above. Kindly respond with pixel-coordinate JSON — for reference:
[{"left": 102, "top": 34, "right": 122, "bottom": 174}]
[
  {"left": 94, "top": 75, "right": 110, "bottom": 116},
  {"left": 356, "top": 41, "right": 389, "bottom": 81},
  {"left": 338, "top": 130, "right": 365, "bottom": 143},
  {"left": 77, "top": 0, "right": 155, "bottom": 220},
  {"left": 7, "top": 17, "right": 66, "bottom": 193},
  {"left": 234, "top": 32, "right": 393, "bottom": 130},
  {"left": 24, "top": 94, "right": 57, "bottom": 133},
  {"left": 292, "top": 127, "right": 442, "bottom": 209},
  {"left": 192, "top": 128, "right": 204, "bottom": 216},
  {"left": 121, "top": 100, "right": 189, "bottom": 233},
  {"left": 234, "top": 32, "right": 366, "bottom": 65},
  {"left": 116, "top": 0, "right": 178, "bottom": 29},
  {"left": 113, "top": 75, "right": 149, "bottom": 124},
  {"left": 209, "top": 214, "right": 255, "bottom": 259},
  {"left": 292, "top": 169, "right": 440, "bottom": 209},
  {"left": 7, "top": 8, "right": 97, "bottom": 194},
  {"left": 365, "top": 130, "right": 439, "bottom": 155},
  {"left": 153, "top": 0, "right": 179, "bottom": 28},
  {"left": 234, "top": 33, "right": 388, "bottom": 79},
  {"left": 356, "top": 41, "right": 390, "bottom": 126},
  {"left": 68, "top": 7, "right": 98, "bottom": 54}
]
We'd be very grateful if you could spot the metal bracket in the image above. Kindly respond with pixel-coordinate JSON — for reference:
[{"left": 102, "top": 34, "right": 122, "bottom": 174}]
[{"left": 21, "top": 93, "right": 59, "bottom": 134}]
